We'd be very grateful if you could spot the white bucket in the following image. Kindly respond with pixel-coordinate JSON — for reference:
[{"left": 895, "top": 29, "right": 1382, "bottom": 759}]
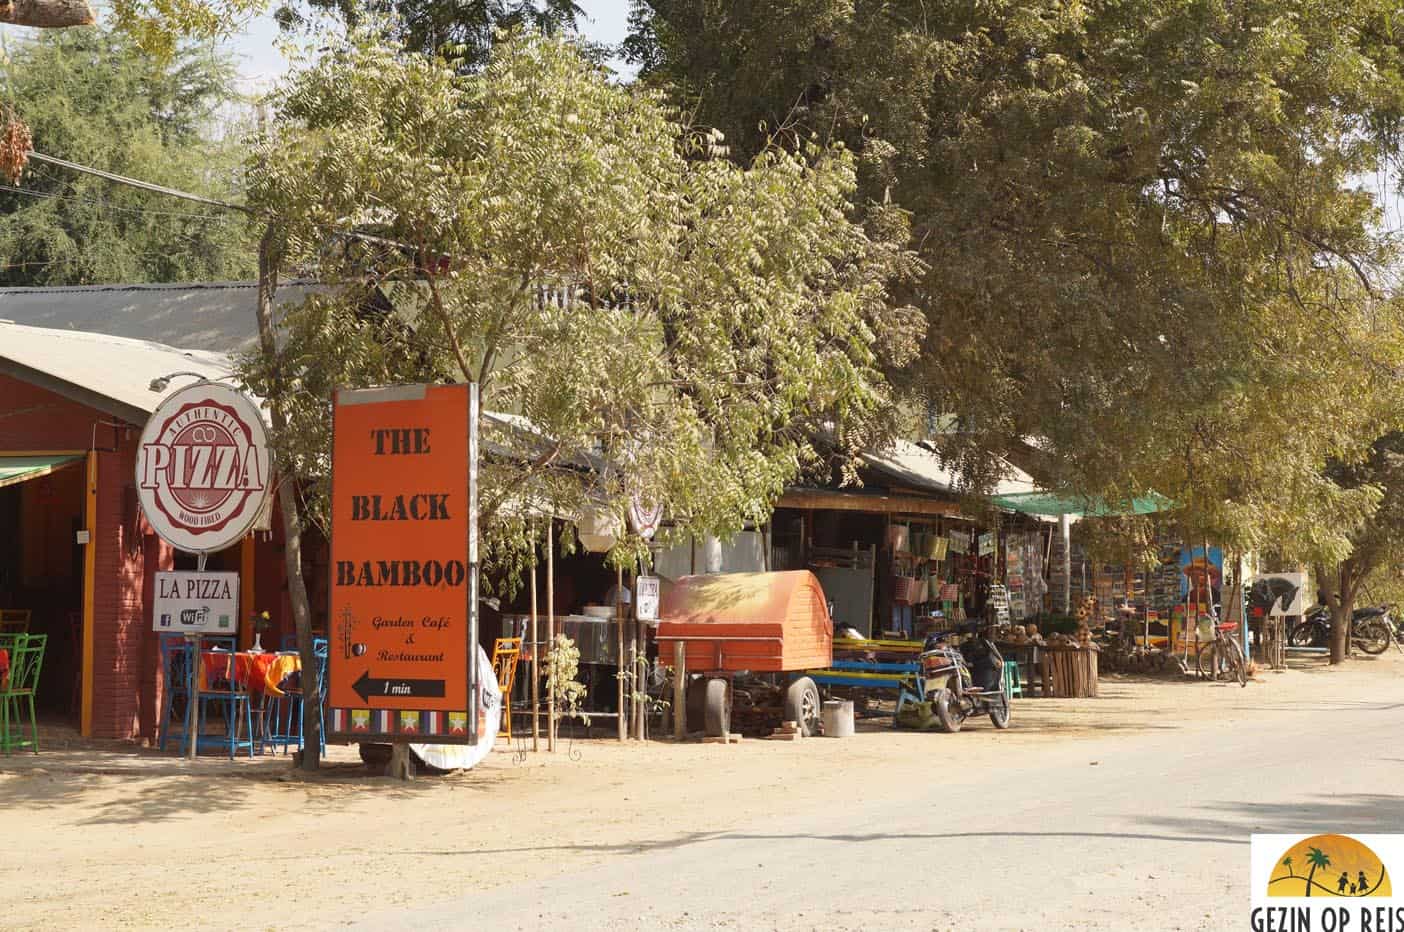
[{"left": 821, "top": 699, "right": 854, "bottom": 738}]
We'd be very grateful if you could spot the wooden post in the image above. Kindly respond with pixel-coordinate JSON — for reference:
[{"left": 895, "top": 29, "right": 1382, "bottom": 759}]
[
  {"left": 387, "top": 743, "right": 415, "bottom": 780},
  {"left": 546, "top": 521, "right": 556, "bottom": 753},
  {"left": 530, "top": 531, "right": 539, "bottom": 752},
  {"left": 672, "top": 640, "right": 686, "bottom": 739},
  {"left": 80, "top": 449, "right": 96, "bottom": 737},
  {"left": 616, "top": 565, "right": 626, "bottom": 741},
  {"left": 186, "top": 549, "right": 208, "bottom": 760}
]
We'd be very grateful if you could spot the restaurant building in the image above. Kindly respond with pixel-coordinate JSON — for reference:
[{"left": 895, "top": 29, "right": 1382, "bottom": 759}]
[{"left": 0, "top": 283, "right": 314, "bottom": 740}]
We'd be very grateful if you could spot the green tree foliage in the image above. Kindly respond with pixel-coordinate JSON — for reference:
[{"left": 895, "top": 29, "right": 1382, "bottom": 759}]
[
  {"left": 628, "top": 0, "right": 1404, "bottom": 559},
  {"left": 275, "top": 0, "right": 585, "bottom": 63},
  {"left": 0, "top": 26, "right": 254, "bottom": 285},
  {"left": 1314, "top": 428, "right": 1404, "bottom": 659},
  {"left": 240, "top": 32, "right": 922, "bottom": 587}
]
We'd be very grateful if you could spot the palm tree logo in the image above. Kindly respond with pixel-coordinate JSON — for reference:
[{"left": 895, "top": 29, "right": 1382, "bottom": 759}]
[
  {"left": 1268, "top": 835, "right": 1391, "bottom": 897},
  {"left": 1304, "top": 847, "right": 1331, "bottom": 897}
]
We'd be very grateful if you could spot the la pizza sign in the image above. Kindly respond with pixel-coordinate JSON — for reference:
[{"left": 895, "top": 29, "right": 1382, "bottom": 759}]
[{"left": 136, "top": 382, "right": 271, "bottom": 553}]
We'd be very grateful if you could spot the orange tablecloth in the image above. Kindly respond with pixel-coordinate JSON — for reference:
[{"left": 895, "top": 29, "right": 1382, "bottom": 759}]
[{"left": 200, "top": 651, "right": 301, "bottom": 697}]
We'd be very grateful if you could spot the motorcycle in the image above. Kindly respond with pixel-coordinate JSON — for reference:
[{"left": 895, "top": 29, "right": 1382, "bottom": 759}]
[
  {"left": 1287, "top": 602, "right": 1393, "bottom": 655},
  {"left": 919, "top": 626, "right": 1011, "bottom": 732}
]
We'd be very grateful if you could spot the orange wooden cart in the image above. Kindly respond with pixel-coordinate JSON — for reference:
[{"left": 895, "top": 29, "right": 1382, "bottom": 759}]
[{"left": 656, "top": 570, "right": 833, "bottom": 737}]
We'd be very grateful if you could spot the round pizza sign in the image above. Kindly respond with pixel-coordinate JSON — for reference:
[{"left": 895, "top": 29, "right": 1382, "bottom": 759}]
[{"left": 135, "top": 382, "right": 271, "bottom": 553}]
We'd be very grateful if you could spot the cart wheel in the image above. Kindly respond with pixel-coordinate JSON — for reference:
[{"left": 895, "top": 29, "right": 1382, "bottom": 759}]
[
  {"left": 933, "top": 688, "right": 961, "bottom": 733},
  {"left": 989, "top": 695, "right": 1011, "bottom": 729},
  {"left": 685, "top": 677, "right": 706, "bottom": 733},
  {"left": 703, "top": 678, "right": 730, "bottom": 737},
  {"left": 358, "top": 742, "right": 392, "bottom": 767},
  {"left": 784, "top": 676, "right": 822, "bottom": 737}
]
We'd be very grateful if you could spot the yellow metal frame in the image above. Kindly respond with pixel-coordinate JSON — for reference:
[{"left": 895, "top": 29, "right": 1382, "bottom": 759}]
[
  {"left": 833, "top": 637, "right": 925, "bottom": 654},
  {"left": 492, "top": 637, "right": 522, "bottom": 739}
]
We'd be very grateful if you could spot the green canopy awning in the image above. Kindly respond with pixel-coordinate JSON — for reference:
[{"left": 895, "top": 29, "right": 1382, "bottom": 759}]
[
  {"left": 990, "top": 490, "right": 1174, "bottom": 518},
  {"left": 0, "top": 454, "right": 84, "bottom": 490}
]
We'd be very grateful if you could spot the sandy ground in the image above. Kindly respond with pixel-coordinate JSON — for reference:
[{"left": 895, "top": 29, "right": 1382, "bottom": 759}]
[{"left": 3, "top": 651, "right": 1401, "bottom": 930}]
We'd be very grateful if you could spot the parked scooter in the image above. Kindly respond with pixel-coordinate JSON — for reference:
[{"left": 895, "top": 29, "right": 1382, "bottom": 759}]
[
  {"left": 920, "top": 625, "right": 1011, "bottom": 732},
  {"left": 1288, "top": 601, "right": 1393, "bottom": 654}
]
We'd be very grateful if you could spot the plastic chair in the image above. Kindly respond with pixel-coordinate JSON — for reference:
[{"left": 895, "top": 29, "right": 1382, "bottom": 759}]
[
  {"left": 492, "top": 638, "right": 522, "bottom": 739},
  {"left": 159, "top": 636, "right": 250, "bottom": 758},
  {"left": 1, "top": 633, "right": 47, "bottom": 753},
  {"left": 157, "top": 635, "right": 191, "bottom": 751},
  {"left": 198, "top": 648, "right": 256, "bottom": 759},
  {"left": 1003, "top": 660, "right": 1023, "bottom": 701}
]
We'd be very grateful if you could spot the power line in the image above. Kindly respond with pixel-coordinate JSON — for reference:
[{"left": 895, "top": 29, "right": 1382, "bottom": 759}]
[
  {"left": 0, "top": 182, "right": 239, "bottom": 222},
  {"left": 26, "top": 151, "right": 249, "bottom": 214}
]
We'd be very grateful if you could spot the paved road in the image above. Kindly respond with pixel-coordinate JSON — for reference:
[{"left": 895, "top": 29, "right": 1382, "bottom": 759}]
[{"left": 356, "top": 693, "right": 1404, "bottom": 931}]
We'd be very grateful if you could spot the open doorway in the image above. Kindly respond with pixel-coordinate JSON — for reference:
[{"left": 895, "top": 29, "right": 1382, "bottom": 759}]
[{"left": 0, "top": 456, "right": 86, "bottom": 721}]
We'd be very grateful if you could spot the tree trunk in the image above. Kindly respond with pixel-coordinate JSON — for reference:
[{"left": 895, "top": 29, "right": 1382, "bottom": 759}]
[
  {"left": 255, "top": 224, "right": 321, "bottom": 770},
  {"left": 0, "top": 0, "right": 94, "bottom": 27},
  {"left": 1334, "top": 562, "right": 1366, "bottom": 666}
]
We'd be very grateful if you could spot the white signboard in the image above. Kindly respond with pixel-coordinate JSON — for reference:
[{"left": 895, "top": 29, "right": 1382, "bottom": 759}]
[
  {"left": 1248, "top": 573, "right": 1306, "bottom": 617},
  {"left": 136, "top": 382, "right": 271, "bottom": 554},
  {"left": 977, "top": 532, "right": 995, "bottom": 557},
  {"left": 636, "top": 576, "right": 660, "bottom": 622},
  {"left": 153, "top": 571, "right": 240, "bottom": 634}
]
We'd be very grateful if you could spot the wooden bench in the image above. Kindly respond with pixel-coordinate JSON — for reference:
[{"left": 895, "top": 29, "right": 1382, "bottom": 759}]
[{"left": 807, "top": 659, "right": 925, "bottom": 719}]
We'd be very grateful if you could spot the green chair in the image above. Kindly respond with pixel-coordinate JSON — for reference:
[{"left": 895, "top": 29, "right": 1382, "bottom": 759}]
[
  {"left": 1003, "top": 660, "right": 1023, "bottom": 701},
  {"left": 1, "top": 633, "right": 47, "bottom": 754}
]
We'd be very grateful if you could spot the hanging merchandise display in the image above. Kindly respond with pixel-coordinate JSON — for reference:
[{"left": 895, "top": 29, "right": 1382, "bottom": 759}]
[
  {"left": 986, "top": 583, "right": 1011, "bottom": 625},
  {"left": 926, "top": 534, "right": 949, "bottom": 561}
]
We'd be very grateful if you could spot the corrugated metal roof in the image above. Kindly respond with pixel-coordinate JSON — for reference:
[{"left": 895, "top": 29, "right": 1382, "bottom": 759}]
[
  {"left": 0, "top": 280, "right": 326, "bottom": 354},
  {"left": 860, "top": 439, "right": 1039, "bottom": 499},
  {"left": 0, "top": 321, "right": 233, "bottom": 423}
]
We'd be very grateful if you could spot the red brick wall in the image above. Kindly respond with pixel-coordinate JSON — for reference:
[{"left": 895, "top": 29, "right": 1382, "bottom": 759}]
[{"left": 1, "top": 373, "right": 290, "bottom": 741}]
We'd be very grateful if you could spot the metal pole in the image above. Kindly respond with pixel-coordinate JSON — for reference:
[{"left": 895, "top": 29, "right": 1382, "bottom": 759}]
[
  {"left": 186, "top": 550, "right": 208, "bottom": 761},
  {"left": 468, "top": 382, "right": 480, "bottom": 745},
  {"left": 616, "top": 565, "right": 626, "bottom": 742},
  {"left": 529, "top": 530, "right": 539, "bottom": 752},
  {"left": 546, "top": 521, "right": 556, "bottom": 753},
  {"left": 672, "top": 640, "right": 686, "bottom": 739}
]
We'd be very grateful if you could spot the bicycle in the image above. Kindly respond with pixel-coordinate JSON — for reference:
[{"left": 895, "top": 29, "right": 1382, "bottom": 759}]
[{"left": 1196, "top": 618, "right": 1248, "bottom": 687}]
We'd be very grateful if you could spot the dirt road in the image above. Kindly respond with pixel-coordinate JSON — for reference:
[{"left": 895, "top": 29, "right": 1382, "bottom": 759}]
[{"left": 4, "top": 656, "right": 1402, "bottom": 930}]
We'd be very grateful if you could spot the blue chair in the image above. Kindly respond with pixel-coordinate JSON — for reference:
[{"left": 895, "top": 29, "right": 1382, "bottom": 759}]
[
  {"left": 1003, "top": 660, "right": 1023, "bottom": 700},
  {"left": 264, "top": 638, "right": 328, "bottom": 756},
  {"left": 159, "top": 636, "right": 253, "bottom": 758},
  {"left": 157, "top": 635, "right": 190, "bottom": 751}
]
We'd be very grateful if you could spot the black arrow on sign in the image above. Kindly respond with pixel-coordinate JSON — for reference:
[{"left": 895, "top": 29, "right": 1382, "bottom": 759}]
[{"left": 352, "top": 671, "right": 446, "bottom": 702}]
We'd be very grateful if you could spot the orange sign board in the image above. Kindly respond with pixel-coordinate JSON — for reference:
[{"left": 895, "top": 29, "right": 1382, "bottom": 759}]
[{"left": 326, "top": 384, "right": 477, "bottom": 741}]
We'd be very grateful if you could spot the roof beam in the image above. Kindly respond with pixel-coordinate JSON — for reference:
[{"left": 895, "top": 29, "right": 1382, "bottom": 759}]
[{"left": 779, "top": 488, "right": 964, "bottom": 518}]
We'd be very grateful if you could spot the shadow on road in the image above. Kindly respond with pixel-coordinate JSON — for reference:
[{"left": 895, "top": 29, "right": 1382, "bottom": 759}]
[
  {"left": 1138, "top": 794, "right": 1404, "bottom": 840},
  {"left": 402, "top": 827, "right": 1244, "bottom": 860},
  {"left": 0, "top": 757, "right": 505, "bottom": 825}
]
